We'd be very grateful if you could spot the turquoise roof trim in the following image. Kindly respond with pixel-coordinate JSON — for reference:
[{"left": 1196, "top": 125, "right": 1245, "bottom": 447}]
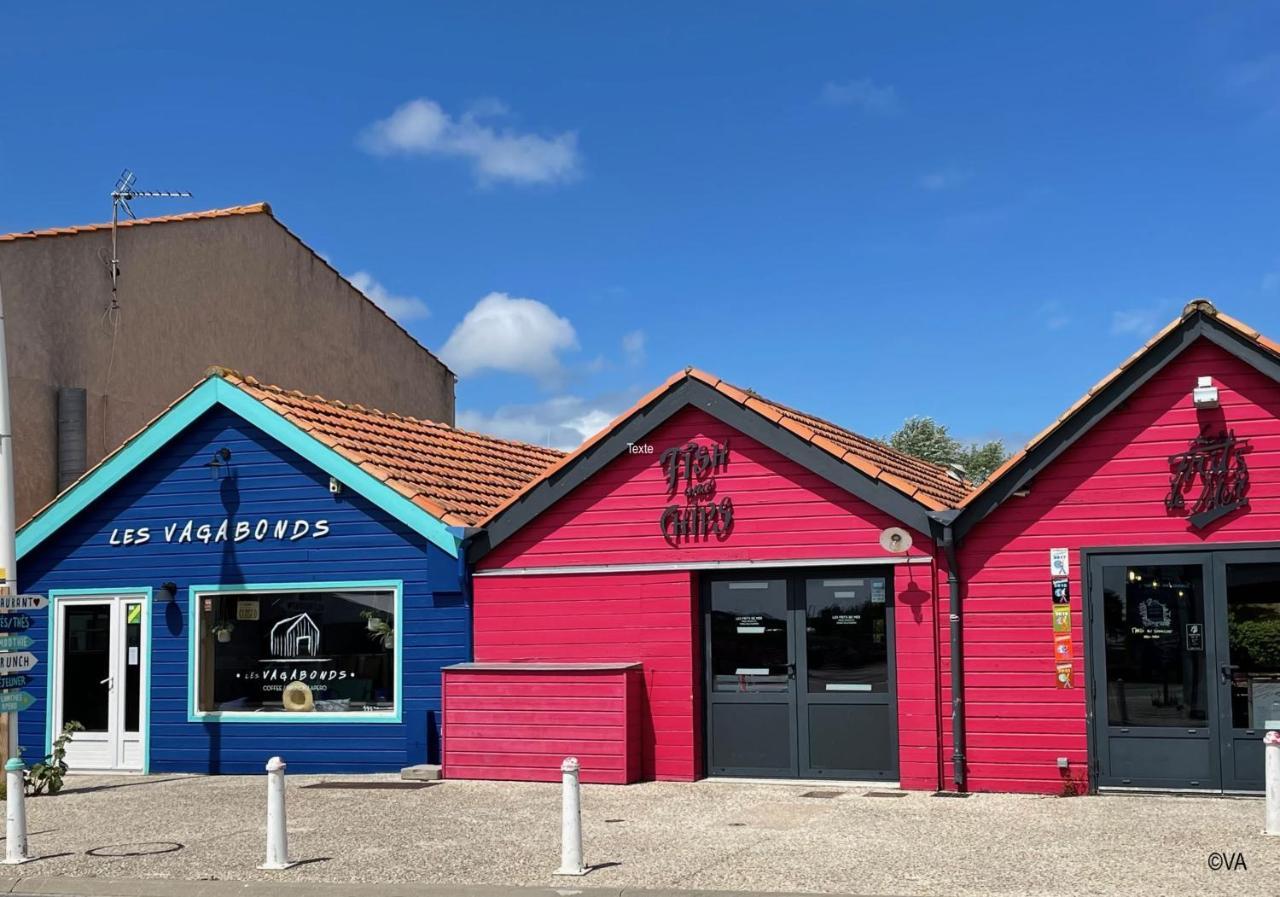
[{"left": 17, "top": 377, "right": 461, "bottom": 560}]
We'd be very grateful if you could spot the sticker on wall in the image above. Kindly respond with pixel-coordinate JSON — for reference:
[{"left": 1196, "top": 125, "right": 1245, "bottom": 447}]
[
  {"left": 871, "top": 580, "right": 886, "bottom": 603},
  {"left": 1055, "top": 663, "right": 1074, "bottom": 689},
  {"left": 126, "top": 604, "right": 142, "bottom": 625},
  {"left": 237, "top": 600, "right": 260, "bottom": 621},
  {"left": 1185, "top": 623, "right": 1205, "bottom": 652},
  {"left": 1051, "top": 578, "right": 1070, "bottom": 605},
  {"left": 1049, "top": 548, "right": 1069, "bottom": 577},
  {"left": 1053, "top": 633, "right": 1074, "bottom": 661},
  {"left": 1052, "top": 605, "right": 1071, "bottom": 634}
]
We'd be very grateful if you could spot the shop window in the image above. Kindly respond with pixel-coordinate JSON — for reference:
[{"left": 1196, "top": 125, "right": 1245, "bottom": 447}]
[{"left": 193, "top": 584, "right": 398, "bottom": 717}]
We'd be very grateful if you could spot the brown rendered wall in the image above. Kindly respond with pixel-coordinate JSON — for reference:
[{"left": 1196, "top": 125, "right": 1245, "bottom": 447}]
[{"left": 0, "top": 210, "right": 455, "bottom": 521}]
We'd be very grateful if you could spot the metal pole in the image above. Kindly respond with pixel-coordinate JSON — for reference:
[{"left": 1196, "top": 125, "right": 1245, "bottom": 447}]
[
  {"left": 1265, "top": 731, "right": 1280, "bottom": 835},
  {"left": 0, "top": 285, "right": 18, "bottom": 763},
  {"left": 3, "top": 757, "right": 28, "bottom": 864},
  {"left": 259, "top": 756, "right": 296, "bottom": 870},
  {"left": 554, "top": 757, "right": 586, "bottom": 876}
]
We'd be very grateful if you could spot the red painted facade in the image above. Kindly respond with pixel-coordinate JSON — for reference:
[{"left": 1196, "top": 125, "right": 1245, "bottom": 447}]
[
  {"left": 954, "top": 338, "right": 1280, "bottom": 793},
  {"left": 463, "top": 314, "right": 1280, "bottom": 795},
  {"left": 442, "top": 665, "right": 643, "bottom": 784},
  {"left": 473, "top": 407, "right": 943, "bottom": 787}
]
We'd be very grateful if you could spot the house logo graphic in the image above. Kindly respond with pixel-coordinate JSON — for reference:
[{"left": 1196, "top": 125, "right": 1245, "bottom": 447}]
[{"left": 270, "top": 612, "right": 321, "bottom": 658}]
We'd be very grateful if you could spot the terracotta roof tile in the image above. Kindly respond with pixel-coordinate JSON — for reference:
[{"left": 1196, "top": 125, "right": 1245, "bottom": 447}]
[
  {"left": 0, "top": 204, "right": 271, "bottom": 242},
  {"left": 482, "top": 367, "right": 971, "bottom": 525},
  {"left": 212, "top": 370, "right": 563, "bottom": 526}
]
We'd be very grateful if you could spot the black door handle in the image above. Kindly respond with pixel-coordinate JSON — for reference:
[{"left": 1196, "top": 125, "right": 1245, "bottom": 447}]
[
  {"left": 1221, "top": 664, "right": 1240, "bottom": 683},
  {"left": 783, "top": 662, "right": 796, "bottom": 678}
]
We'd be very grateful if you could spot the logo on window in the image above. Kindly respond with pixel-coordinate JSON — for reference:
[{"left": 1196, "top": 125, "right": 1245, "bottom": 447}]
[{"left": 270, "top": 613, "right": 321, "bottom": 658}]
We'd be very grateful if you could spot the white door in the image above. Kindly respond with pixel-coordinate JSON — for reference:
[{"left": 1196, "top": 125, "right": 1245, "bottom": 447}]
[{"left": 54, "top": 595, "right": 146, "bottom": 772}]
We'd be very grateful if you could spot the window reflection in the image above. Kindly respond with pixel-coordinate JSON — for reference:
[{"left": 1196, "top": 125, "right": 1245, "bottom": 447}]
[
  {"left": 1225, "top": 564, "right": 1280, "bottom": 730},
  {"left": 806, "top": 577, "right": 888, "bottom": 694},
  {"left": 1102, "top": 565, "right": 1206, "bottom": 727}
]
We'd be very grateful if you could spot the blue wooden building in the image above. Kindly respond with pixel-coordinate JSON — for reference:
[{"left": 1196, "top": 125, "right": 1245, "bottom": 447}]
[{"left": 13, "top": 369, "right": 561, "bottom": 774}]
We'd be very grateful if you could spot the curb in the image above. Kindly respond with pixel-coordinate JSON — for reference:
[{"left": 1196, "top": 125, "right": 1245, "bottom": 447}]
[{"left": 0, "top": 876, "right": 904, "bottom": 897}]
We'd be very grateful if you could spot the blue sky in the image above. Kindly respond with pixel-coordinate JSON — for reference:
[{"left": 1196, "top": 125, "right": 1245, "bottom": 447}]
[{"left": 4, "top": 2, "right": 1280, "bottom": 450}]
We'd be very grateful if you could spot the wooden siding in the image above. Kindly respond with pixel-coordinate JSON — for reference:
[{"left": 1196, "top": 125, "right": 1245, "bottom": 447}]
[
  {"left": 19, "top": 406, "right": 467, "bottom": 774},
  {"left": 484, "top": 407, "right": 940, "bottom": 568},
  {"left": 442, "top": 666, "right": 643, "bottom": 783},
  {"left": 476, "top": 408, "right": 941, "bottom": 788},
  {"left": 954, "top": 338, "right": 1280, "bottom": 793}
]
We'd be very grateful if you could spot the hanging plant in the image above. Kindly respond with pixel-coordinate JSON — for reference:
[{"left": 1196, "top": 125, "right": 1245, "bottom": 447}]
[{"left": 360, "top": 610, "right": 394, "bottom": 650}]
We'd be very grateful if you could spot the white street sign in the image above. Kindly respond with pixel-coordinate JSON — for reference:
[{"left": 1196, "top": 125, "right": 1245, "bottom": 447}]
[
  {"left": 0, "top": 595, "right": 45, "bottom": 612},
  {"left": 0, "top": 652, "right": 36, "bottom": 673}
]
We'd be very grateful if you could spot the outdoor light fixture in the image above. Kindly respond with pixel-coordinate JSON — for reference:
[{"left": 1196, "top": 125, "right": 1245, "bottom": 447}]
[
  {"left": 1192, "top": 376, "right": 1220, "bottom": 409},
  {"left": 203, "top": 446, "right": 232, "bottom": 479},
  {"left": 158, "top": 582, "right": 177, "bottom": 603}
]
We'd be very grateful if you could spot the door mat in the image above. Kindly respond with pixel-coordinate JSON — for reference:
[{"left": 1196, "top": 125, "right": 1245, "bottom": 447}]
[
  {"left": 932, "top": 791, "right": 972, "bottom": 798},
  {"left": 800, "top": 790, "right": 845, "bottom": 799},
  {"left": 863, "top": 790, "right": 908, "bottom": 798},
  {"left": 302, "top": 781, "right": 435, "bottom": 791}
]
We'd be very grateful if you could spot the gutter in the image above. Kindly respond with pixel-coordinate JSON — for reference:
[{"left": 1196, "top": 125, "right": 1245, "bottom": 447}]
[
  {"left": 931, "top": 510, "right": 967, "bottom": 791},
  {"left": 450, "top": 526, "right": 483, "bottom": 663}
]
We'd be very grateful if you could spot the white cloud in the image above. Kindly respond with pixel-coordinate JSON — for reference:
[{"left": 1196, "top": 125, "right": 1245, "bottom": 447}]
[
  {"left": 918, "top": 168, "right": 972, "bottom": 191},
  {"left": 349, "top": 271, "right": 430, "bottom": 321},
  {"left": 358, "top": 98, "right": 581, "bottom": 186},
  {"left": 1110, "top": 306, "right": 1169, "bottom": 337},
  {"left": 439, "top": 292, "right": 578, "bottom": 386},
  {"left": 457, "top": 394, "right": 628, "bottom": 451},
  {"left": 621, "top": 330, "right": 646, "bottom": 366},
  {"left": 1038, "top": 300, "right": 1070, "bottom": 331},
  {"left": 820, "top": 78, "right": 899, "bottom": 113}
]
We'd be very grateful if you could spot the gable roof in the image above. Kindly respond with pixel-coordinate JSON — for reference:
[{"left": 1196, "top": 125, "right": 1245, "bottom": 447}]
[
  {"left": 225, "top": 371, "right": 563, "bottom": 526},
  {"left": 468, "top": 367, "right": 971, "bottom": 563},
  {"left": 0, "top": 203, "right": 454, "bottom": 378},
  {"left": 0, "top": 204, "right": 272, "bottom": 242},
  {"left": 17, "top": 368, "right": 563, "bottom": 560},
  {"left": 951, "top": 299, "right": 1280, "bottom": 538}
]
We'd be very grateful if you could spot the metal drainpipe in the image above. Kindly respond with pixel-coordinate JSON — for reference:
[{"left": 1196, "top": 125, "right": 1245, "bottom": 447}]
[{"left": 942, "top": 524, "right": 967, "bottom": 791}]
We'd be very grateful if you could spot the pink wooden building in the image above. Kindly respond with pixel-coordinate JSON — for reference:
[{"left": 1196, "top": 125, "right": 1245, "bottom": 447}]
[{"left": 446, "top": 300, "right": 1280, "bottom": 794}]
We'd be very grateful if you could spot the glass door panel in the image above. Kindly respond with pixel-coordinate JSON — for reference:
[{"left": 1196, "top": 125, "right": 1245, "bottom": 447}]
[
  {"left": 708, "top": 580, "right": 790, "bottom": 693},
  {"left": 1090, "top": 556, "right": 1219, "bottom": 790},
  {"left": 704, "top": 577, "right": 797, "bottom": 776},
  {"left": 1216, "top": 558, "right": 1280, "bottom": 791},
  {"left": 61, "top": 605, "right": 111, "bottom": 732},
  {"left": 804, "top": 577, "right": 888, "bottom": 694}
]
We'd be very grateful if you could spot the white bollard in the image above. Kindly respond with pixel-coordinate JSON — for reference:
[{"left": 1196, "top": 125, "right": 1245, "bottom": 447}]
[
  {"left": 553, "top": 756, "right": 587, "bottom": 876},
  {"left": 259, "top": 756, "right": 297, "bottom": 870},
  {"left": 3, "top": 757, "right": 30, "bottom": 864},
  {"left": 1266, "top": 731, "right": 1280, "bottom": 836}
]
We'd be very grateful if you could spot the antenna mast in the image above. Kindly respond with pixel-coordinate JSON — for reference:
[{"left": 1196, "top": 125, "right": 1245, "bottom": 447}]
[{"left": 108, "top": 169, "right": 192, "bottom": 305}]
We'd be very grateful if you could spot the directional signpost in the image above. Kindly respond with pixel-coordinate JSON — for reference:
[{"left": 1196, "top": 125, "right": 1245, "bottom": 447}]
[
  {"left": 0, "top": 596, "right": 46, "bottom": 612},
  {"left": 0, "top": 692, "right": 33, "bottom": 715},
  {"left": 0, "top": 593, "right": 41, "bottom": 764},
  {"left": 0, "top": 635, "right": 31, "bottom": 653}
]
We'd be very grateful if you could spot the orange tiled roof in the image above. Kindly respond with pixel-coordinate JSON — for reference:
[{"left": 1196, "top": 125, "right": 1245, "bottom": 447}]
[
  {"left": 218, "top": 370, "right": 564, "bottom": 526},
  {"left": 0, "top": 204, "right": 271, "bottom": 242},
  {"left": 482, "top": 367, "right": 972, "bottom": 525},
  {"left": 958, "top": 298, "right": 1280, "bottom": 509}
]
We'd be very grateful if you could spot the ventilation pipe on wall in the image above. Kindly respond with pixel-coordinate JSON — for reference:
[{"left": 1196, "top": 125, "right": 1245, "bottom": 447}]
[
  {"left": 932, "top": 512, "right": 967, "bottom": 791},
  {"left": 56, "top": 387, "right": 88, "bottom": 492}
]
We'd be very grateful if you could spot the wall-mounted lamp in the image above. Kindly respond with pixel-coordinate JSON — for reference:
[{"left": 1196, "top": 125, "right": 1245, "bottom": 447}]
[
  {"left": 329, "top": 476, "right": 342, "bottom": 495},
  {"left": 158, "top": 582, "right": 177, "bottom": 603},
  {"left": 1192, "top": 376, "right": 1220, "bottom": 409},
  {"left": 203, "top": 447, "right": 232, "bottom": 480}
]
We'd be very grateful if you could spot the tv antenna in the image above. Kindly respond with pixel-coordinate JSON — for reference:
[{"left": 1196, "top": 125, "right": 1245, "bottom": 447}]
[{"left": 107, "top": 169, "right": 192, "bottom": 303}]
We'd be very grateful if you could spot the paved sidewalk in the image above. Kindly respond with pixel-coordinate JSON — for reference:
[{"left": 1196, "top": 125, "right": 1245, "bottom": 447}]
[{"left": 2, "top": 774, "right": 1271, "bottom": 896}]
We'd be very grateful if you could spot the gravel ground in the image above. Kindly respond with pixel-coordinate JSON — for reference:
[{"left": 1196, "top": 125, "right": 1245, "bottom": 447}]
[{"left": 6, "top": 774, "right": 1271, "bottom": 896}]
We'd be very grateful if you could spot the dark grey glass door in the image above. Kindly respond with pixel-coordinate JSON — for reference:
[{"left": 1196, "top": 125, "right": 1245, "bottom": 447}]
[
  {"left": 704, "top": 577, "right": 797, "bottom": 776},
  {"left": 1089, "top": 554, "right": 1218, "bottom": 789},
  {"left": 1213, "top": 552, "right": 1280, "bottom": 792},
  {"left": 704, "top": 570, "right": 898, "bottom": 779},
  {"left": 798, "top": 576, "right": 897, "bottom": 778}
]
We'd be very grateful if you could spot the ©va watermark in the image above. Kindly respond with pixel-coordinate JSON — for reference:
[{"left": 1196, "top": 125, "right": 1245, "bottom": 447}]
[{"left": 1206, "top": 851, "right": 1247, "bottom": 872}]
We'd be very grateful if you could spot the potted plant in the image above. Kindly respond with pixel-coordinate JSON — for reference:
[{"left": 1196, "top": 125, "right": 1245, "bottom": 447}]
[
  {"left": 360, "top": 610, "right": 394, "bottom": 649},
  {"left": 212, "top": 621, "right": 235, "bottom": 643}
]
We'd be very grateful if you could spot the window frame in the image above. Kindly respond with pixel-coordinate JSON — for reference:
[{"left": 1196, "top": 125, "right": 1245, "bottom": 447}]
[{"left": 187, "top": 580, "right": 404, "bottom": 724}]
